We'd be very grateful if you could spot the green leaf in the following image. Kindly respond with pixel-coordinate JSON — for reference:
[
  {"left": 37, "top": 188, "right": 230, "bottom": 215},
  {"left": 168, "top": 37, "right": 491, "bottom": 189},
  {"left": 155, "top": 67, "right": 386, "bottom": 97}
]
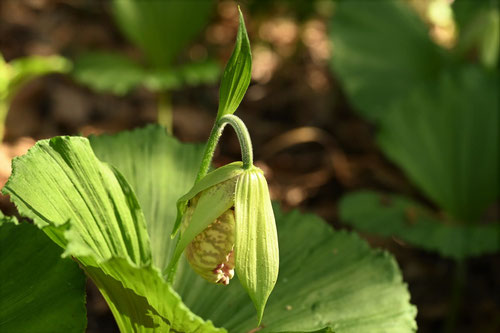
[
  {"left": 89, "top": 125, "right": 205, "bottom": 272},
  {"left": 0, "top": 218, "right": 86, "bottom": 333},
  {"left": 177, "top": 59, "right": 221, "bottom": 86},
  {"left": 329, "top": 0, "right": 443, "bottom": 120},
  {"left": 86, "top": 126, "right": 415, "bottom": 332},
  {"left": 377, "top": 67, "right": 498, "bottom": 222},
  {"left": 234, "top": 168, "right": 279, "bottom": 324},
  {"left": 339, "top": 191, "right": 500, "bottom": 260},
  {"left": 1, "top": 54, "right": 71, "bottom": 100},
  {"left": 111, "top": 0, "right": 214, "bottom": 68},
  {"left": 176, "top": 205, "right": 417, "bottom": 333},
  {"left": 3, "top": 136, "right": 151, "bottom": 262},
  {"left": 216, "top": 7, "right": 252, "bottom": 120},
  {"left": 72, "top": 52, "right": 146, "bottom": 95},
  {"left": 3, "top": 135, "right": 224, "bottom": 333},
  {"left": 453, "top": 1, "right": 499, "bottom": 69}
]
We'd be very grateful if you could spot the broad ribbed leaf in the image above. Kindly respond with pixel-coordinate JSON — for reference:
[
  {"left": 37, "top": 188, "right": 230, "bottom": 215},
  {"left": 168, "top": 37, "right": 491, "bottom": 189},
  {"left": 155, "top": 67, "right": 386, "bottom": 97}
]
[
  {"left": 0, "top": 216, "right": 86, "bottom": 333},
  {"left": 3, "top": 136, "right": 151, "bottom": 263},
  {"left": 85, "top": 126, "right": 416, "bottom": 332},
  {"left": 176, "top": 206, "right": 417, "bottom": 333},
  {"left": 112, "top": 0, "right": 214, "bottom": 68},
  {"left": 329, "top": 0, "right": 443, "bottom": 120},
  {"left": 340, "top": 191, "right": 500, "bottom": 260},
  {"left": 378, "top": 67, "right": 498, "bottom": 222},
  {"left": 89, "top": 125, "right": 205, "bottom": 271},
  {"left": 2, "top": 135, "right": 223, "bottom": 333},
  {"left": 216, "top": 8, "right": 252, "bottom": 120},
  {"left": 72, "top": 52, "right": 146, "bottom": 95}
]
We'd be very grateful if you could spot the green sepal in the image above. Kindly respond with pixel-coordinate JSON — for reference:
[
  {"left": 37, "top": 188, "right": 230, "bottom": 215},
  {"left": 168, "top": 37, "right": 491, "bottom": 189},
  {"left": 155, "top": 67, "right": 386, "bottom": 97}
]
[
  {"left": 234, "top": 167, "right": 279, "bottom": 324},
  {"left": 167, "top": 162, "right": 244, "bottom": 278},
  {"left": 216, "top": 7, "right": 252, "bottom": 120},
  {"left": 168, "top": 178, "right": 235, "bottom": 278},
  {"left": 171, "top": 161, "right": 244, "bottom": 238}
]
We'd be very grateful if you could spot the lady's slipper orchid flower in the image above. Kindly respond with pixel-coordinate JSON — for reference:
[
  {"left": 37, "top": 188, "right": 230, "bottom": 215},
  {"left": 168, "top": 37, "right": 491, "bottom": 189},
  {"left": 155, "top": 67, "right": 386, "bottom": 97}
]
[{"left": 169, "top": 161, "right": 279, "bottom": 323}]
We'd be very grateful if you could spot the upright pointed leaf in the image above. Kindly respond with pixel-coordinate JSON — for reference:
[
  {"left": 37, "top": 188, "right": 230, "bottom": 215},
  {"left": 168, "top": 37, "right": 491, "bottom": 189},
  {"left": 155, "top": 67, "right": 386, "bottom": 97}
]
[
  {"left": 0, "top": 219, "right": 86, "bottom": 333},
  {"left": 216, "top": 7, "right": 252, "bottom": 120}
]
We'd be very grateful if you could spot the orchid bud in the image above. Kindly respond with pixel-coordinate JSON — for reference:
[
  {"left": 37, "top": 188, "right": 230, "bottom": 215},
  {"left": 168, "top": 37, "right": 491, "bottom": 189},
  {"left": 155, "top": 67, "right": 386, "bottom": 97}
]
[{"left": 170, "top": 162, "right": 279, "bottom": 324}]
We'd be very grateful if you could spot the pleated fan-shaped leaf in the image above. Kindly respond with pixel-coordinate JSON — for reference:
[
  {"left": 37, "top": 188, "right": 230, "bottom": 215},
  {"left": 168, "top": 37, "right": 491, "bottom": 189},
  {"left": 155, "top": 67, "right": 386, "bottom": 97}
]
[
  {"left": 89, "top": 125, "right": 205, "bottom": 272},
  {"left": 378, "top": 67, "right": 498, "bottom": 222},
  {"left": 2, "top": 135, "right": 223, "bottom": 333},
  {"left": 89, "top": 126, "right": 417, "bottom": 332}
]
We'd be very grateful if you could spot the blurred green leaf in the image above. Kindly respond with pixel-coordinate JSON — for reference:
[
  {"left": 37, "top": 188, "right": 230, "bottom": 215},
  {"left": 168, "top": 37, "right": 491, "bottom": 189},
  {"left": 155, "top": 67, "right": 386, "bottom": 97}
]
[
  {"left": 144, "top": 60, "right": 220, "bottom": 92},
  {"left": 217, "top": 8, "right": 252, "bottom": 120},
  {"left": 72, "top": 51, "right": 146, "bottom": 95},
  {"left": 178, "top": 59, "right": 220, "bottom": 86},
  {"left": 329, "top": 0, "right": 443, "bottom": 120},
  {"left": 90, "top": 126, "right": 417, "bottom": 332},
  {"left": 112, "top": 0, "right": 214, "bottom": 68},
  {"left": 0, "top": 53, "right": 71, "bottom": 100},
  {"left": 0, "top": 216, "right": 86, "bottom": 333},
  {"left": 339, "top": 191, "right": 500, "bottom": 260},
  {"left": 378, "top": 67, "right": 498, "bottom": 222},
  {"left": 453, "top": 0, "right": 499, "bottom": 69},
  {"left": 2, "top": 136, "right": 223, "bottom": 333},
  {"left": 8, "top": 55, "right": 71, "bottom": 95}
]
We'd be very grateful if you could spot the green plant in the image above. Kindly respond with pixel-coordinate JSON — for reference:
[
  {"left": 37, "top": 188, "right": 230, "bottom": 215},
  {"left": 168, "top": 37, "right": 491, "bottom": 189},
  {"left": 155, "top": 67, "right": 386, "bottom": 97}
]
[
  {"left": 1, "top": 10, "right": 416, "bottom": 333},
  {"left": 330, "top": 0, "right": 499, "bottom": 261},
  {"left": 329, "top": 2, "right": 498, "bottom": 330},
  {"left": 0, "top": 53, "right": 71, "bottom": 141},
  {"left": 71, "top": 0, "right": 220, "bottom": 133}
]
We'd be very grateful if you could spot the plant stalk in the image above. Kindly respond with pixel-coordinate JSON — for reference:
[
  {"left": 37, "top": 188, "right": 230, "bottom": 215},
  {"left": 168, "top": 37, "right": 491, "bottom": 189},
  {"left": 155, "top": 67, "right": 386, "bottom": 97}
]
[
  {"left": 195, "top": 114, "right": 253, "bottom": 182},
  {"left": 157, "top": 91, "right": 173, "bottom": 134}
]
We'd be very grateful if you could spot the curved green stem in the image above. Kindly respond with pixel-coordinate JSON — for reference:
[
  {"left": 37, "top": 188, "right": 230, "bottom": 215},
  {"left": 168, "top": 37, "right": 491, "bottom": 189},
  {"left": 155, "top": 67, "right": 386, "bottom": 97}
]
[{"left": 195, "top": 114, "right": 253, "bottom": 182}]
